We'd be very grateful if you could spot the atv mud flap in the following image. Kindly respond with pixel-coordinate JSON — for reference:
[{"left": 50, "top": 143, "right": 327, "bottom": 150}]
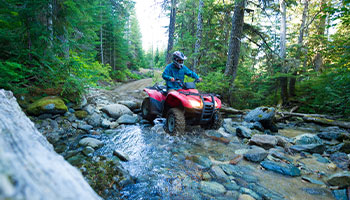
[{"left": 149, "top": 97, "right": 164, "bottom": 116}]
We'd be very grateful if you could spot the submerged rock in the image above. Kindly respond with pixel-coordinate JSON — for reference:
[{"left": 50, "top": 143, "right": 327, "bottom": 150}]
[
  {"left": 301, "top": 176, "right": 325, "bottom": 185},
  {"left": 199, "top": 181, "right": 226, "bottom": 195},
  {"left": 187, "top": 155, "right": 212, "bottom": 169},
  {"left": 260, "top": 160, "right": 301, "bottom": 177},
  {"left": 27, "top": 96, "right": 68, "bottom": 116},
  {"left": 210, "top": 165, "right": 230, "bottom": 182}
]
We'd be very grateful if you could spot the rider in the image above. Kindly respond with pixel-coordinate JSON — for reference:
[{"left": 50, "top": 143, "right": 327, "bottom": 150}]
[{"left": 162, "top": 51, "right": 202, "bottom": 91}]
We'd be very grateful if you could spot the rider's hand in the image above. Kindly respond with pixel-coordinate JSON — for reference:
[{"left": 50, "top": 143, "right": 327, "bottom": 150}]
[
  {"left": 198, "top": 78, "right": 203, "bottom": 82},
  {"left": 170, "top": 78, "right": 175, "bottom": 82}
]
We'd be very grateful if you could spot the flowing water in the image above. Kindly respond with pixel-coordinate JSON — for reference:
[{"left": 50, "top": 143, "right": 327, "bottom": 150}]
[{"left": 99, "top": 119, "right": 336, "bottom": 200}]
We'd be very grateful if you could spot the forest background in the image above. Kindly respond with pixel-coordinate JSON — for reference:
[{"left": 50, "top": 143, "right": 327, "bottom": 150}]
[{"left": 0, "top": 0, "right": 349, "bottom": 118}]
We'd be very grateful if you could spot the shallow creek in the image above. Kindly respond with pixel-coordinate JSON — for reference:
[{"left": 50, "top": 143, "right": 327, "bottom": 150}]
[{"left": 99, "top": 119, "right": 338, "bottom": 200}]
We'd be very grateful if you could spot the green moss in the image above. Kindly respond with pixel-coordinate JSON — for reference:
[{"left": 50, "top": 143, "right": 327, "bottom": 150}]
[
  {"left": 75, "top": 110, "right": 88, "bottom": 119},
  {"left": 82, "top": 160, "right": 122, "bottom": 198},
  {"left": 258, "top": 114, "right": 262, "bottom": 118},
  {"left": 27, "top": 96, "right": 67, "bottom": 115}
]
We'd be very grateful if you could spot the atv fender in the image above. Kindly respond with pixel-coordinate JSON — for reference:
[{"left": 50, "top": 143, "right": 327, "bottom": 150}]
[
  {"left": 143, "top": 88, "right": 165, "bottom": 115},
  {"left": 165, "top": 91, "right": 192, "bottom": 109}
]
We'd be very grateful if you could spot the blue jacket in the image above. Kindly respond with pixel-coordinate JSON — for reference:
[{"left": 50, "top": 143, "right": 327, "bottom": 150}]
[{"left": 162, "top": 63, "right": 199, "bottom": 90}]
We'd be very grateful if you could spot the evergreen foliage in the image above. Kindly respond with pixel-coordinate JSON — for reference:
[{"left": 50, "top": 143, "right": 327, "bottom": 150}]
[
  {"left": 0, "top": 0, "right": 146, "bottom": 102},
  {"left": 168, "top": 0, "right": 350, "bottom": 117}
]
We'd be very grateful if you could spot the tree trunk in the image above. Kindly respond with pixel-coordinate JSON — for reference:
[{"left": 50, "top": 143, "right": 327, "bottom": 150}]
[
  {"left": 313, "top": 0, "right": 327, "bottom": 72},
  {"left": 279, "top": 0, "right": 288, "bottom": 104},
  {"left": 225, "top": 0, "right": 246, "bottom": 80},
  {"left": 289, "top": 0, "right": 308, "bottom": 97},
  {"left": 100, "top": 1, "right": 104, "bottom": 64},
  {"left": 48, "top": 0, "right": 54, "bottom": 48},
  {"left": 192, "top": 0, "right": 204, "bottom": 72},
  {"left": 166, "top": 0, "right": 177, "bottom": 64}
]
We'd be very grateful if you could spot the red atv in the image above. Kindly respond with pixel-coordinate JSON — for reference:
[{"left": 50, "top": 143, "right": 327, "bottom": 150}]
[{"left": 141, "top": 80, "right": 223, "bottom": 134}]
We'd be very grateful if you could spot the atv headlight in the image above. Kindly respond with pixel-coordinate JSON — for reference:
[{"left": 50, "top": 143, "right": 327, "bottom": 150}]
[{"left": 189, "top": 100, "right": 203, "bottom": 109}]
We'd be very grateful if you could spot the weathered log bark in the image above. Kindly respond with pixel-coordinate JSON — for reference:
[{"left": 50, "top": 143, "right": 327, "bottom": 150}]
[
  {"left": 0, "top": 90, "right": 100, "bottom": 200},
  {"left": 220, "top": 106, "right": 246, "bottom": 115},
  {"left": 220, "top": 105, "right": 349, "bottom": 129},
  {"left": 302, "top": 116, "right": 350, "bottom": 129}
]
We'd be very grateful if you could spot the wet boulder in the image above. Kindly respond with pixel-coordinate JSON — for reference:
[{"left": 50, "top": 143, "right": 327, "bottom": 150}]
[
  {"left": 236, "top": 126, "right": 252, "bottom": 138},
  {"left": 27, "top": 96, "right": 68, "bottom": 116},
  {"left": 79, "top": 137, "right": 103, "bottom": 149},
  {"left": 339, "top": 141, "right": 350, "bottom": 154},
  {"left": 290, "top": 144, "right": 326, "bottom": 154},
  {"left": 117, "top": 114, "right": 139, "bottom": 124},
  {"left": 244, "top": 146, "right": 268, "bottom": 162},
  {"left": 117, "top": 100, "right": 139, "bottom": 111},
  {"left": 101, "top": 103, "right": 133, "bottom": 119},
  {"left": 260, "top": 160, "right": 301, "bottom": 177},
  {"left": 113, "top": 150, "right": 130, "bottom": 162},
  {"left": 248, "top": 134, "right": 278, "bottom": 150},
  {"left": 330, "top": 152, "right": 350, "bottom": 170},
  {"left": 87, "top": 113, "right": 102, "bottom": 127},
  {"left": 244, "top": 107, "right": 277, "bottom": 131},
  {"left": 75, "top": 110, "right": 88, "bottom": 119},
  {"left": 317, "top": 131, "right": 342, "bottom": 141},
  {"left": 326, "top": 171, "right": 350, "bottom": 188},
  {"left": 293, "top": 134, "right": 323, "bottom": 145}
]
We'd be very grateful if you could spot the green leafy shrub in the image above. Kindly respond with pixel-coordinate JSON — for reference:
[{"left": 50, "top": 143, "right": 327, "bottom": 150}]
[
  {"left": 60, "top": 53, "right": 112, "bottom": 102},
  {"left": 111, "top": 68, "right": 142, "bottom": 82},
  {"left": 297, "top": 68, "right": 350, "bottom": 117},
  {"left": 0, "top": 61, "right": 28, "bottom": 93}
]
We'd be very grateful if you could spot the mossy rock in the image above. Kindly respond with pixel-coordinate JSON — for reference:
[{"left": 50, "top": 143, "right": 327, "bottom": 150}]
[
  {"left": 75, "top": 110, "right": 88, "bottom": 119},
  {"left": 27, "top": 96, "right": 68, "bottom": 116}
]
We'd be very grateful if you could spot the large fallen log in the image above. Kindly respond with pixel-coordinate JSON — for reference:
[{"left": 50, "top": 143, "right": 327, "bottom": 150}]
[
  {"left": 0, "top": 90, "right": 101, "bottom": 200},
  {"left": 302, "top": 116, "right": 350, "bottom": 129},
  {"left": 220, "top": 106, "right": 247, "bottom": 115},
  {"left": 221, "top": 105, "right": 350, "bottom": 129}
]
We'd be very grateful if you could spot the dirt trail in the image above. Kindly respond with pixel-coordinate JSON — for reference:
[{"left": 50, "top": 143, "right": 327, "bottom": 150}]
[
  {"left": 110, "top": 78, "right": 154, "bottom": 102},
  {"left": 113, "top": 78, "right": 153, "bottom": 94}
]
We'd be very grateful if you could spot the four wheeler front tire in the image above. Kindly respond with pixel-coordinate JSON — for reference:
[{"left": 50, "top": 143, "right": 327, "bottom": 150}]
[
  {"left": 165, "top": 108, "right": 185, "bottom": 135},
  {"left": 201, "top": 111, "right": 223, "bottom": 130},
  {"left": 141, "top": 97, "right": 157, "bottom": 122}
]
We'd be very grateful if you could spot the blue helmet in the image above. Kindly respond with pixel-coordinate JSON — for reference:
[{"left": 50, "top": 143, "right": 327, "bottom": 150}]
[{"left": 173, "top": 51, "right": 187, "bottom": 68}]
